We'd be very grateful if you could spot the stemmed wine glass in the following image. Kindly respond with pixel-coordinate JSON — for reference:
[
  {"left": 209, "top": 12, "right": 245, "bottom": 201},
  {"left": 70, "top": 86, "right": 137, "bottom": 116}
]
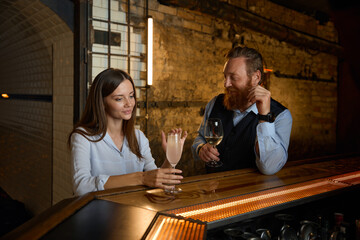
[
  {"left": 164, "top": 133, "right": 183, "bottom": 194},
  {"left": 204, "top": 118, "right": 224, "bottom": 167}
]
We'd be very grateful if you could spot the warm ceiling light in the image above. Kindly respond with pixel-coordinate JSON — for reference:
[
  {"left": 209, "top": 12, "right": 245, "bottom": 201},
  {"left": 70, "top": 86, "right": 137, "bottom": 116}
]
[
  {"left": 147, "top": 17, "right": 153, "bottom": 86},
  {"left": 264, "top": 68, "right": 273, "bottom": 72},
  {"left": 1, "top": 93, "right": 9, "bottom": 98}
]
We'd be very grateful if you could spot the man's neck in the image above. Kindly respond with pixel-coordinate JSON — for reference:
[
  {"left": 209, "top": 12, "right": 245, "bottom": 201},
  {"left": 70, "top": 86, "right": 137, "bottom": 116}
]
[{"left": 238, "top": 102, "right": 253, "bottom": 112}]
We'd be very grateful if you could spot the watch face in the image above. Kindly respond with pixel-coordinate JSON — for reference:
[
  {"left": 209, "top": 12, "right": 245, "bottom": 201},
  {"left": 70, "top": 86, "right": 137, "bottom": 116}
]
[
  {"left": 258, "top": 112, "right": 274, "bottom": 122},
  {"left": 269, "top": 113, "right": 275, "bottom": 122}
]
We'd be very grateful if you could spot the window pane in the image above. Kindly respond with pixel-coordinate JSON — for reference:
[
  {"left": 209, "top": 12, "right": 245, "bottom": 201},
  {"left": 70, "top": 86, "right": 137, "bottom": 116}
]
[
  {"left": 110, "top": 23, "right": 128, "bottom": 55},
  {"left": 130, "top": 57, "right": 146, "bottom": 87},
  {"left": 110, "top": 55, "right": 128, "bottom": 72},
  {"left": 93, "top": 0, "right": 109, "bottom": 20},
  {"left": 92, "top": 54, "right": 108, "bottom": 81},
  {"left": 130, "top": 26, "right": 146, "bottom": 56},
  {"left": 111, "top": 0, "right": 127, "bottom": 23},
  {"left": 136, "top": 87, "right": 146, "bottom": 102},
  {"left": 92, "top": 20, "right": 109, "bottom": 54}
]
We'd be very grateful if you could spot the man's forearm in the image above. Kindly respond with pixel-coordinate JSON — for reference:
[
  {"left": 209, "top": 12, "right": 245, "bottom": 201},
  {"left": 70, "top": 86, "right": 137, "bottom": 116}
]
[
  {"left": 255, "top": 110, "right": 292, "bottom": 175},
  {"left": 191, "top": 136, "right": 206, "bottom": 160}
]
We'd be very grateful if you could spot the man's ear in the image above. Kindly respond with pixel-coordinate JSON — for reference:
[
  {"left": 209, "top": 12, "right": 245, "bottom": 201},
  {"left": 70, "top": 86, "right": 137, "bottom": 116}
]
[{"left": 252, "top": 70, "right": 261, "bottom": 85}]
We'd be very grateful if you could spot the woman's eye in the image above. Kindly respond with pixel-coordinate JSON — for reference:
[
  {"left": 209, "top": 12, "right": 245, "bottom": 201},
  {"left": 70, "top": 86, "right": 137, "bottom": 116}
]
[
  {"left": 116, "top": 98, "right": 123, "bottom": 101},
  {"left": 130, "top": 95, "right": 134, "bottom": 98}
]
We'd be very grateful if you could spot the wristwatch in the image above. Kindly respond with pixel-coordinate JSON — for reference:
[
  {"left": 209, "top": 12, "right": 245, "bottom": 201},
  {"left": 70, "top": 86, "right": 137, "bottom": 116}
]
[{"left": 258, "top": 112, "right": 275, "bottom": 122}]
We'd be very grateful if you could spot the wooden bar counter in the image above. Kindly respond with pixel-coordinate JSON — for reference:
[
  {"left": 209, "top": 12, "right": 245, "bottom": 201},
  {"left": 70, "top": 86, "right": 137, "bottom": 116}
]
[{"left": 3, "top": 154, "right": 360, "bottom": 240}]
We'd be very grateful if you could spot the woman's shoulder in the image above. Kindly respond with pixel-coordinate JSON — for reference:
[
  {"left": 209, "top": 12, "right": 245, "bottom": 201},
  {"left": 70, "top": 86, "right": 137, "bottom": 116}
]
[
  {"left": 72, "top": 127, "right": 101, "bottom": 141},
  {"left": 74, "top": 126, "right": 86, "bottom": 133},
  {"left": 134, "top": 128, "right": 151, "bottom": 145},
  {"left": 134, "top": 128, "right": 146, "bottom": 139},
  {"left": 72, "top": 127, "right": 89, "bottom": 137}
]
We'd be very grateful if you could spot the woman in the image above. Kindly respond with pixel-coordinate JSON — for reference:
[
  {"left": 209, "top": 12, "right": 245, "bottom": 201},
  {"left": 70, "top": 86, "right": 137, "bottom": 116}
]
[{"left": 68, "top": 68, "right": 187, "bottom": 196}]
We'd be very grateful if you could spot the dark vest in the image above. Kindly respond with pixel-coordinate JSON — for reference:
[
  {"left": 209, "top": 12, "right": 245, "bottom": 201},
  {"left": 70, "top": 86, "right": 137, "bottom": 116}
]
[{"left": 207, "top": 94, "right": 286, "bottom": 173}]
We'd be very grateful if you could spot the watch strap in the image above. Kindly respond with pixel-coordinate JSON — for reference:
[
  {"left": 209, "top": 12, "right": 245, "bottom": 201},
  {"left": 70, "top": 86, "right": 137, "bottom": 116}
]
[{"left": 258, "top": 112, "right": 275, "bottom": 122}]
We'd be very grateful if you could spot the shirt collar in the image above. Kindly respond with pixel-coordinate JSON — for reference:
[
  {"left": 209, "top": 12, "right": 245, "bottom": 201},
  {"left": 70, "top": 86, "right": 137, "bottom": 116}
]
[
  {"left": 104, "top": 132, "right": 121, "bottom": 153},
  {"left": 103, "top": 131, "right": 129, "bottom": 153},
  {"left": 233, "top": 103, "right": 258, "bottom": 115}
]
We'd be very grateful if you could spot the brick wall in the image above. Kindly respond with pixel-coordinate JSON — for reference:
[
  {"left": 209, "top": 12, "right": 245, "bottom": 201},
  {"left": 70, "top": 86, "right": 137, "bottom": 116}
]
[
  {"left": 0, "top": 0, "right": 73, "bottom": 215},
  {"left": 52, "top": 33, "right": 74, "bottom": 205},
  {"left": 146, "top": 0, "right": 338, "bottom": 176},
  {"left": 0, "top": 0, "right": 340, "bottom": 215}
]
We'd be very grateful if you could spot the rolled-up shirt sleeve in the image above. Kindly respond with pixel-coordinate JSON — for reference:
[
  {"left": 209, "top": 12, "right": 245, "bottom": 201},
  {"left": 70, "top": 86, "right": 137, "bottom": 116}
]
[
  {"left": 71, "top": 133, "right": 109, "bottom": 196},
  {"left": 255, "top": 109, "right": 293, "bottom": 175}
]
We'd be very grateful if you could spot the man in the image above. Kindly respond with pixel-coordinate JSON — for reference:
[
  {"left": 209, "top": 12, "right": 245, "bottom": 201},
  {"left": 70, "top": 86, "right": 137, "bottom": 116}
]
[{"left": 192, "top": 46, "right": 292, "bottom": 174}]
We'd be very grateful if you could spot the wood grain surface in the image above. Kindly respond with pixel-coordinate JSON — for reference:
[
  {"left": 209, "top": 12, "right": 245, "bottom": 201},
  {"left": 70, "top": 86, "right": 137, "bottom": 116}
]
[{"left": 3, "top": 154, "right": 360, "bottom": 240}]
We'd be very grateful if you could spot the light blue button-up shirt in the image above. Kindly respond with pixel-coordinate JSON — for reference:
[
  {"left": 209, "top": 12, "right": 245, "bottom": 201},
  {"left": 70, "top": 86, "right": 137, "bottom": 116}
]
[
  {"left": 71, "top": 128, "right": 157, "bottom": 196},
  {"left": 192, "top": 96, "right": 293, "bottom": 175}
]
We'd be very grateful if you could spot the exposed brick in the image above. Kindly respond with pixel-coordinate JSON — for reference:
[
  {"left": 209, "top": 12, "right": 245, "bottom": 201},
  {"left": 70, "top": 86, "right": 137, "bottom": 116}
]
[
  {"left": 228, "top": 0, "right": 247, "bottom": 9},
  {"left": 0, "top": 0, "right": 340, "bottom": 211},
  {"left": 177, "top": 8, "right": 195, "bottom": 21},
  {"left": 195, "top": 14, "right": 212, "bottom": 26},
  {"left": 201, "top": 24, "right": 213, "bottom": 34},
  {"left": 158, "top": 3, "right": 177, "bottom": 16},
  {"left": 183, "top": 20, "right": 202, "bottom": 32}
]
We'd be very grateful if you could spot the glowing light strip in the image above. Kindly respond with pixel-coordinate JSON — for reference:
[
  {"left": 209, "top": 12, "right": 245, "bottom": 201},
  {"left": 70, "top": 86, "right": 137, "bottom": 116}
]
[
  {"left": 163, "top": 171, "right": 360, "bottom": 223},
  {"left": 334, "top": 172, "right": 360, "bottom": 182},
  {"left": 147, "top": 17, "right": 153, "bottom": 85},
  {"left": 145, "top": 215, "right": 205, "bottom": 239},
  {"left": 176, "top": 181, "right": 328, "bottom": 218},
  {"left": 152, "top": 217, "right": 165, "bottom": 239}
]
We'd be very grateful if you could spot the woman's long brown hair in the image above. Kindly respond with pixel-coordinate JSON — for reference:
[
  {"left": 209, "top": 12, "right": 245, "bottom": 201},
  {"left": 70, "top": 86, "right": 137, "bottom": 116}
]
[{"left": 68, "top": 68, "right": 142, "bottom": 159}]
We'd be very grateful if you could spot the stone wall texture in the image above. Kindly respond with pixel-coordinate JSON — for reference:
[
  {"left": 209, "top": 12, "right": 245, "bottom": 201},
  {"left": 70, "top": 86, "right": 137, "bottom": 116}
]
[
  {"left": 0, "top": 0, "right": 339, "bottom": 216},
  {"left": 145, "top": 0, "right": 338, "bottom": 176}
]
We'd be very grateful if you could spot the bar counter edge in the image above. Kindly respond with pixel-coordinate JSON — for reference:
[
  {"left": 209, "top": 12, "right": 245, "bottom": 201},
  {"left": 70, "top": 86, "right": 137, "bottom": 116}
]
[{"left": 2, "top": 152, "right": 360, "bottom": 240}]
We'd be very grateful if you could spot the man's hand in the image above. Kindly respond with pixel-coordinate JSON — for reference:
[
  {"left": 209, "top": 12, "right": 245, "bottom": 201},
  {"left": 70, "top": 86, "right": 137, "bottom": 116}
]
[
  {"left": 248, "top": 85, "right": 271, "bottom": 115},
  {"left": 198, "top": 143, "right": 220, "bottom": 163}
]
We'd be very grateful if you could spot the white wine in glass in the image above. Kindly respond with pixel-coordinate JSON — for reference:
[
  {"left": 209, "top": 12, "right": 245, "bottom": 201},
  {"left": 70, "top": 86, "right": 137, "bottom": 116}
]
[
  {"left": 165, "top": 133, "right": 183, "bottom": 194},
  {"left": 204, "top": 118, "right": 224, "bottom": 167}
]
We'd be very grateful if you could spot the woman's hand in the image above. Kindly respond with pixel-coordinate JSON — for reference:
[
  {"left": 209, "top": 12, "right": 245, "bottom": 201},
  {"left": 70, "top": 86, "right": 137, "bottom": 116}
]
[
  {"left": 142, "top": 168, "right": 183, "bottom": 190},
  {"left": 161, "top": 128, "right": 188, "bottom": 152}
]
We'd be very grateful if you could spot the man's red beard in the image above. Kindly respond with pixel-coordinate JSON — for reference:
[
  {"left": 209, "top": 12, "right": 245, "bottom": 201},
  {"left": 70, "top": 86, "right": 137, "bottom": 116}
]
[{"left": 223, "top": 87, "right": 250, "bottom": 111}]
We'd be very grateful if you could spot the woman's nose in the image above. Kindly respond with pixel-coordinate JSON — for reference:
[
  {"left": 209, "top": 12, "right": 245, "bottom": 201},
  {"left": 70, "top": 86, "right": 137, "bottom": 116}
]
[{"left": 124, "top": 97, "right": 132, "bottom": 106}]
